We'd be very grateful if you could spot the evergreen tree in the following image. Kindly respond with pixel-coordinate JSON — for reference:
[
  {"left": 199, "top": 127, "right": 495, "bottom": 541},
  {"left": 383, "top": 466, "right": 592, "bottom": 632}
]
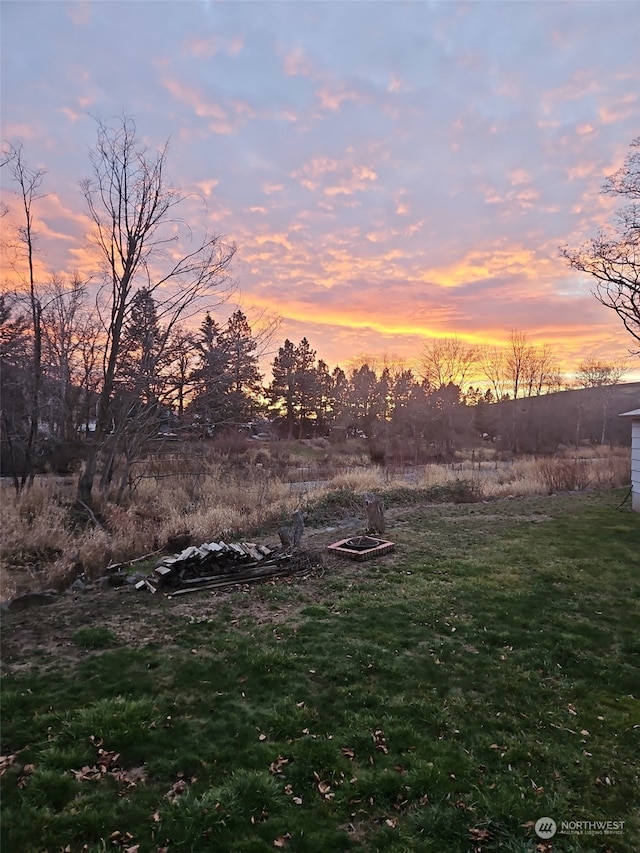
[
  {"left": 189, "top": 312, "right": 230, "bottom": 426},
  {"left": 293, "top": 337, "right": 317, "bottom": 437},
  {"left": 119, "top": 288, "right": 164, "bottom": 404},
  {"left": 267, "top": 337, "right": 318, "bottom": 437},
  {"left": 220, "top": 310, "right": 263, "bottom": 422},
  {"left": 268, "top": 339, "right": 297, "bottom": 436},
  {"left": 349, "top": 364, "right": 380, "bottom": 438}
]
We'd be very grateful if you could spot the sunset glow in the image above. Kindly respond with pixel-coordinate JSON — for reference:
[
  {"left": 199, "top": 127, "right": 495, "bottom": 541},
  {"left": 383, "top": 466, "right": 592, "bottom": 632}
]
[{"left": 1, "top": 0, "right": 639, "bottom": 380}]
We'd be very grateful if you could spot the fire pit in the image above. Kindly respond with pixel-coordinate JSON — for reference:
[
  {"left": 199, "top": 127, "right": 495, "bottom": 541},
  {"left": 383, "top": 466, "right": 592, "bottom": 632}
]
[{"left": 327, "top": 536, "right": 395, "bottom": 562}]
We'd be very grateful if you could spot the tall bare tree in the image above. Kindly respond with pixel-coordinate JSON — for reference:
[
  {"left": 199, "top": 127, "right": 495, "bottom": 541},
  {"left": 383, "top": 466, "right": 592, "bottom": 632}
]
[
  {"left": 1, "top": 143, "right": 46, "bottom": 488},
  {"left": 77, "top": 116, "right": 235, "bottom": 504},
  {"left": 561, "top": 137, "right": 640, "bottom": 352}
]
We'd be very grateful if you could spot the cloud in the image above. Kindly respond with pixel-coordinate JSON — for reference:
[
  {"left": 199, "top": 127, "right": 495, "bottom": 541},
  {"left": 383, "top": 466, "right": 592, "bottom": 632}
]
[
  {"left": 599, "top": 93, "right": 638, "bottom": 125},
  {"left": 158, "top": 73, "right": 252, "bottom": 135},
  {"left": 292, "top": 154, "right": 378, "bottom": 198},
  {"left": 2, "top": 0, "right": 638, "bottom": 380},
  {"left": 315, "top": 82, "right": 364, "bottom": 111},
  {"left": 282, "top": 45, "right": 314, "bottom": 77},
  {"left": 195, "top": 179, "right": 219, "bottom": 197},
  {"left": 262, "top": 183, "right": 284, "bottom": 195},
  {"left": 66, "top": 0, "right": 91, "bottom": 27},
  {"left": 184, "top": 34, "right": 244, "bottom": 58}
]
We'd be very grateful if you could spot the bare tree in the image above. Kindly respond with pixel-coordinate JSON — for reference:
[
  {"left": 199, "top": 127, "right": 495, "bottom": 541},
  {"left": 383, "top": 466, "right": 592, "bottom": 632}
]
[
  {"left": 0, "top": 292, "right": 30, "bottom": 492},
  {"left": 575, "top": 357, "right": 628, "bottom": 443},
  {"left": 1, "top": 143, "right": 46, "bottom": 488},
  {"left": 41, "top": 272, "right": 92, "bottom": 442},
  {"left": 77, "top": 116, "right": 235, "bottom": 504},
  {"left": 419, "top": 336, "right": 477, "bottom": 390},
  {"left": 478, "top": 344, "right": 510, "bottom": 401},
  {"left": 574, "top": 357, "right": 627, "bottom": 388},
  {"left": 561, "top": 137, "right": 640, "bottom": 352},
  {"left": 505, "top": 330, "right": 532, "bottom": 401}
]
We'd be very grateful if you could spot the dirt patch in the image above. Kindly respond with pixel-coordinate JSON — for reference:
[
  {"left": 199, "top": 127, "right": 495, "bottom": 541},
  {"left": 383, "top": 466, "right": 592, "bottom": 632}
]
[{"left": 0, "top": 546, "right": 347, "bottom": 676}]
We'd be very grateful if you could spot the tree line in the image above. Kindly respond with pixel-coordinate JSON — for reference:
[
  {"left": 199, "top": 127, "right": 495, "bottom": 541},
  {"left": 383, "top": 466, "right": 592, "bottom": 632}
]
[{"left": 1, "top": 120, "right": 638, "bottom": 499}]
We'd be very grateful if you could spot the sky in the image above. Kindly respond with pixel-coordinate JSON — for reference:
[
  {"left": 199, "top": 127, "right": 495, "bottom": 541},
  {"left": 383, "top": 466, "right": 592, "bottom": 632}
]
[{"left": 1, "top": 0, "right": 639, "bottom": 381}]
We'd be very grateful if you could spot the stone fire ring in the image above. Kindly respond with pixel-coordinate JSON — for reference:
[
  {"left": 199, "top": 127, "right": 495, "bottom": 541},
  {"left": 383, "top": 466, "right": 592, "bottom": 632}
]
[{"left": 327, "top": 536, "right": 395, "bottom": 562}]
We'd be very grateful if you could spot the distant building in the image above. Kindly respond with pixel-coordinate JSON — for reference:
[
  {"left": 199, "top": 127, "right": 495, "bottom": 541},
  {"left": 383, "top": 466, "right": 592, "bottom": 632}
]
[{"left": 620, "top": 409, "right": 640, "bottom": 512}]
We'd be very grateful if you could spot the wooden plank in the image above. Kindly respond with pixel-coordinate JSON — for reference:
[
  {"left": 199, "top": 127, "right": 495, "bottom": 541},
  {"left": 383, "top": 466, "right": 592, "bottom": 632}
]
[{"left": 168, "top": 562, "right": 301, "bottom": 597}]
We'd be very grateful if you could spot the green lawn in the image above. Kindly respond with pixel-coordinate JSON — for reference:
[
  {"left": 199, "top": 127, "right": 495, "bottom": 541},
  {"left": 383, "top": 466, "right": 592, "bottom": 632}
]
[{"left": 2, "top": 490, "right": 639, "bottom": 852}]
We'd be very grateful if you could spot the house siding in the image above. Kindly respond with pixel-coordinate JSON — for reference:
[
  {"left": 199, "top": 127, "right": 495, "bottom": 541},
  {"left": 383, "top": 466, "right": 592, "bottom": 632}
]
[{"left": 632, "top": 420, "right": 640, "bottom": 512}]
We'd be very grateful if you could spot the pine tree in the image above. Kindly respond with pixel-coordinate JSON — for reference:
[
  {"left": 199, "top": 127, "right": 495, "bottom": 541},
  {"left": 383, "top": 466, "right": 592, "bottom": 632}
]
[
  {"left": 268, "top": 339, "right": 298, "bottom": 437},
  {"left": 189, "top": 312, "right": 229, "bottom": 427},
  {"left": 220, "top": 310, "right": 263, "bottom": 423},
  {"left": 118, "top": 288, "right": 164, "bottom": 404}
]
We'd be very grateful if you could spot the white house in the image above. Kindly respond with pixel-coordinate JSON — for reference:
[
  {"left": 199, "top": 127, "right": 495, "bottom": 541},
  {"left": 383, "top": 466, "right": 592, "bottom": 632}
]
[{"left": 620, "top": 409, "right": 640, "bottom": 512}]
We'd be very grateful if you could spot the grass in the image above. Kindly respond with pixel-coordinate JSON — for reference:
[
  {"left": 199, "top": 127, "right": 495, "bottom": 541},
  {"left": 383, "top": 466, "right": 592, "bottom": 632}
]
[
  {"left": 72, "top": 626, "right": 119, "bottom": 650},
  {"left": 0, "top": 443, "right": 630, "bottom": 597},
  {"left": 2, "top": 489, "right": 639, "bottom": 852}
]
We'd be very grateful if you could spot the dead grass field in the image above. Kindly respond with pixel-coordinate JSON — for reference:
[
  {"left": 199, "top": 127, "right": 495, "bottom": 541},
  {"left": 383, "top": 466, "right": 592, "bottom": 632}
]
[{"left": 0, "top": 440, "right": 631, "bottom": 601}]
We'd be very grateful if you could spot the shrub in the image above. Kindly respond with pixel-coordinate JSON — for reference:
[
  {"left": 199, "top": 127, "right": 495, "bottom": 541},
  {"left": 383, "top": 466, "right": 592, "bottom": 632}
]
[{"left": 537, "top": 457, "right": 591, "bottom": 493}]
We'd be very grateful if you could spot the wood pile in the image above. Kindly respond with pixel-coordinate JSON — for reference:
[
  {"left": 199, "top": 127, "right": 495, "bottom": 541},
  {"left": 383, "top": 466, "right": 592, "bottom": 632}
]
[{"left": 135, "top": 541, "right": 302, "bottom": 596}]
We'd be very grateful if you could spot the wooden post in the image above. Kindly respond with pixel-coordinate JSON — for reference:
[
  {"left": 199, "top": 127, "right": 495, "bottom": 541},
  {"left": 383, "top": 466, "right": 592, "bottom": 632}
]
[{"left": 364, "top": 493, "right": 385, "bottom": 534}]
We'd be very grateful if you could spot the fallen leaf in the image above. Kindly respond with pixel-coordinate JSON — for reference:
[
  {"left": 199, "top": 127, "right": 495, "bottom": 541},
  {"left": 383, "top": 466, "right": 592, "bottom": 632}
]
[
  {"left": 0, "top": 753, "right": 20, "bottom": 776},
  {"left": 269, "top": 756, "right": 290, "bottom": 775},
  {"left": 469, "top": 827, "right": 492, "bottom": 840},
  {"left": 164, "top": 778, "right": 189, "bottom": 801},
  {"left": 17, "top": 763, "right": 36, "bottom": 788},
  {"left": 372, "top": 729, "right": 389, "bottom": 753}
]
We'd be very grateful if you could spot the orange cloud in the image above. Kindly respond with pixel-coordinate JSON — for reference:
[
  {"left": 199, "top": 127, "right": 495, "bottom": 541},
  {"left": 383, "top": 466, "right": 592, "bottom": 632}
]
[
  {"left": 417, "top": 246, "right": 539, "bottom": 289},
  {"left": 291, "top": 155, "right": 377, "bottom": 198}
]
